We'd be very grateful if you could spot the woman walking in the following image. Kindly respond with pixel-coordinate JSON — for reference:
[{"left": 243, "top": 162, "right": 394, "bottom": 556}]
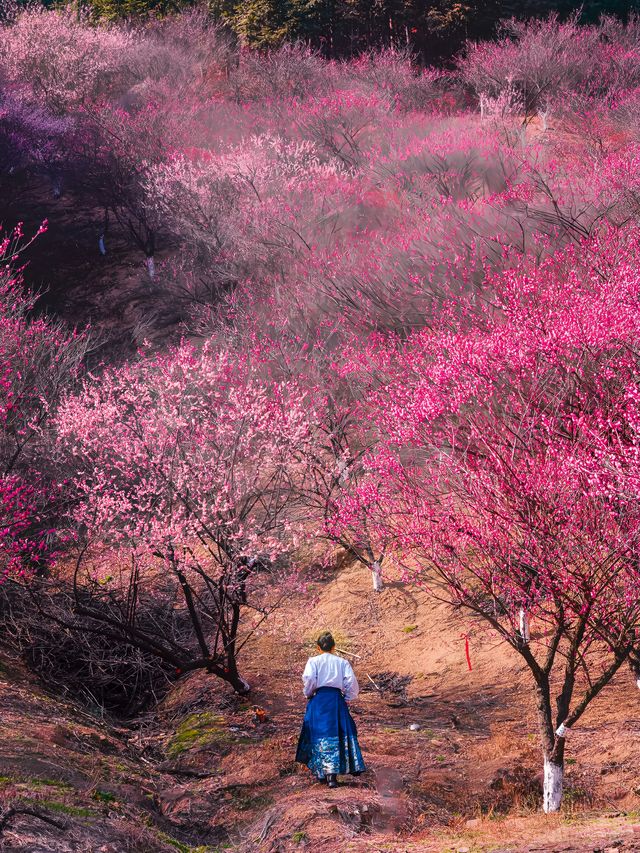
[{"left": 295, "top": 631, "right": 366, "bottom": 788}]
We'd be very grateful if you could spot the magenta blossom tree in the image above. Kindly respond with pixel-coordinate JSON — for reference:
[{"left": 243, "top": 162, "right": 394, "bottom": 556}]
[{"left": 343, "top": 225, "right": 640, "bottom": 812}]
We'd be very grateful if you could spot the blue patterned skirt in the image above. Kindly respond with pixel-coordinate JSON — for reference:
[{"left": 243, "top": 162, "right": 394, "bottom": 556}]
[{"left": 295, "top": 686, "right": 366, "bottom": 778}]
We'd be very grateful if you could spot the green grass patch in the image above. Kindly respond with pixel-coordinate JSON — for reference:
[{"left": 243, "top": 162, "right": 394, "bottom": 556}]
[
  {"left": 39, "top": 800, "right": 96, "bottom": 818},
  {"left": 402, "top": 624, "right": 418, "bottom": 633},
  {"left": 92, "top": 789, "right": 117, "bottom": 804},
  {"left": 292, "top": 830, "right": 308, "bottom": 843},
  {"left": 167, "top": 712, "right": 230, "bottom": 758}
]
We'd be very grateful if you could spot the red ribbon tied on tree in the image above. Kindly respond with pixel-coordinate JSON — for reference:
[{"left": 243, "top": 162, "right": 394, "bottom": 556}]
[{"left": 461, "top": 633, "right": 472, "bottom": 671}]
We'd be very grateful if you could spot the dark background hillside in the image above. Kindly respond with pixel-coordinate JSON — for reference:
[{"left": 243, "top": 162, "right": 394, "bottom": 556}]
[{"left": 72, "top": 0, "right": 638, "bottom": 61}]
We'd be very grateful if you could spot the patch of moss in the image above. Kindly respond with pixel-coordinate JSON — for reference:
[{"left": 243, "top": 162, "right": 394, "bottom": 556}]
[
  {"left": 292, "top": 830, "right": 308, "bottom": 843},
  {"left": 402, "top": 624, "right": 418, "bottom": 633},
  {"left": 0, "top": 776, "right": 11, "bottom": 785},
  {"left": 157, "top": 831, "right": 210, "bottom": 852},
  {"left": 30, "top": 778, "right": 73, "bottom": 792},
  {"left": 167, "top": 712, "right": 230, "bottom": 758},
  {"left": 39, "top": 800, "right": 96, "bottom": 818}
]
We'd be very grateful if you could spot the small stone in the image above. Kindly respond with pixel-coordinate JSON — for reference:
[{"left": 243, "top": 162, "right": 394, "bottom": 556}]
[
  {"left": 465, "top": 818, "right": 481, "bottom": 828},
  {"left": 408, "top": 723, "right": 420, "bottom": 731},
  {"left": 457, "top": 847, "right": 470, "bottom": 853}
]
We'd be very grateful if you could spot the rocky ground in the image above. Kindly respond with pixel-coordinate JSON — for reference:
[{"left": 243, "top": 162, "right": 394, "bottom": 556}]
[{"left": 0, "top": 557, "right": 639, "bottom": 852}]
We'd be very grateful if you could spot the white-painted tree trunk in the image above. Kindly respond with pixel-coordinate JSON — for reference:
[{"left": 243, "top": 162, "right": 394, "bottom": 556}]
[
  {"left": 543, "top": 757, "right": 563, "bottom": 813},
  {"left": 518, "top": 607, "right": 530, "bottom": 644},
  {"left": 371, "top": 560, "right": 383, "bottom": 592},
  {"left": 539, "top": 109, "right": 550, "bottom": 132},
  {"left": 337, "top": 458, "right": 349, "bottom": 485},
  {"left": 636, "top": 677, "right": 640, "bottom": 690},
  {"left": 519, "top": 124, "right": 527, "bottom": 150},
  {"left": 146, "top": 255, "right": 156, "bottom": 279},
  {"left": 98, "top": 234, "right": 106, "bottom": 256}
]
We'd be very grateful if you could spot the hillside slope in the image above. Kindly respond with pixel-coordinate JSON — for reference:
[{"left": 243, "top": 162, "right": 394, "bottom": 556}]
[{"left": 1, "top": 559, "right": 640, "bottom": 852}]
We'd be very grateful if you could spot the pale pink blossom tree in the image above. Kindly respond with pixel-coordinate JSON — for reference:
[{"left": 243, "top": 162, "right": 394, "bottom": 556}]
[{"left": 56, "top": 342, "right": 313, "bottom": 692}]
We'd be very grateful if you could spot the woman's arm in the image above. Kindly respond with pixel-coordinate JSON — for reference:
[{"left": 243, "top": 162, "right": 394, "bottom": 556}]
[
  {"left": 302, "top": 658, "right": 317, "bottom": 698},
  {"left": 343, "top": 660, "right": 359, "bottom": 701}
]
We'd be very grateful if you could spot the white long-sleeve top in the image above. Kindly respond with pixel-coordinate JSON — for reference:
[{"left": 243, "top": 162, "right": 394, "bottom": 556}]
[{"left": 302, "top": 652, "right": 359, "bottom": 700}]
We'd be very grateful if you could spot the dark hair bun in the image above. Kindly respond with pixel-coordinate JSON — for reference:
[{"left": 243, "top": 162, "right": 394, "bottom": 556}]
[{"left": 317, "top": 631, "right": 335, "bottom": 652}]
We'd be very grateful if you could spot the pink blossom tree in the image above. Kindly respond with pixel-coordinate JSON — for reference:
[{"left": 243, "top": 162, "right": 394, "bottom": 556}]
[
  {"left": 56, "top": 342, "right": 312, "bottom": 693},
  {"left": 0, "top": 222, "right": 89, "bottom": 578},
  {"left": 0, "top": 7, "right": 133, "bottom": 115}
]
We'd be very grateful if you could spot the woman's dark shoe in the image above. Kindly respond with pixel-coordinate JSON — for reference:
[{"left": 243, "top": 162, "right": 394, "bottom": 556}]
[{"left": 327, "top": 774, "right": 338, "bottom": 788}]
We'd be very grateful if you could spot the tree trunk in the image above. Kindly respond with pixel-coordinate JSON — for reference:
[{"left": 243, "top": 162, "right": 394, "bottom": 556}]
[
  {"left": 224, "top": 654, "right": 250, "bottom": 694},
  {"left": 371, "top": 560, "right": 383, "bottom": 592},
  {"left": 52, "top": 174, "right": 63, "bottom": 200},
  {"left": 543, "top": 755, "right": 564, "bottom": 813},
  {"left": 518, "top": 607, "right": 530, "bottom": 644},
  {"left": 534, "top": 676, "right": 564, "bottom": 812},
  {"left": 145, "top": 255, "right": 156, "bottom": 279}
]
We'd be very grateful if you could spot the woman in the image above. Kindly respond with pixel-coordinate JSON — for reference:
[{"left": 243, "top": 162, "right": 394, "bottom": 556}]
[{"left": 295, "top": 631, "right": 366, "bottom": 788}]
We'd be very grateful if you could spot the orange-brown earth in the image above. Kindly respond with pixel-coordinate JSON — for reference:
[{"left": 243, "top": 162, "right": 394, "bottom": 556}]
[{"left": 1, "top": 556, "right": 640, "bottom": 852}]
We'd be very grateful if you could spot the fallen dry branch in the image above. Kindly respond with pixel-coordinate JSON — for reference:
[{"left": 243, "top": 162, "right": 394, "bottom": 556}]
[{"left": 0, "top": 805, "right": 68, "bottom": 835}]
